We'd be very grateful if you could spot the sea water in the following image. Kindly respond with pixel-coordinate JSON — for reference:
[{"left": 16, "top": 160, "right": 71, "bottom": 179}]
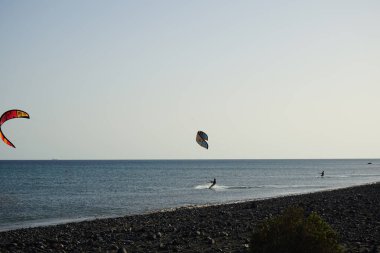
[{"left": 1, "top": 159, "right": 380, "bottom": 231}]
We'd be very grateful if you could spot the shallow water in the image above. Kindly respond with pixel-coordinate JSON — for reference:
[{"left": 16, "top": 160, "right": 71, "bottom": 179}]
[{"left": 1, "top": 159, "right": 379, "bottom": 231}]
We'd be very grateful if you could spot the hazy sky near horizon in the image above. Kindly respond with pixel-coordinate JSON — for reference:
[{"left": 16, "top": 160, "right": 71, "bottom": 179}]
[{"left": 1, "top": 1, "right": 380, "bottom": 159}]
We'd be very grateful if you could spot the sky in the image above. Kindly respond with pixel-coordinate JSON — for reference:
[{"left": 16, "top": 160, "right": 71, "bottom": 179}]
[{"left": 1, "top": 1, "right": 380, "bottom": 160}]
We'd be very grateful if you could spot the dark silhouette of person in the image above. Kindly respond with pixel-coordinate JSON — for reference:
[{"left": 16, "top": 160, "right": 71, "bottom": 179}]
[
  {"left": 321, "top": 171, "right": 324, "bottom": 177},
  {"left": 209, "top": 178, "right": 216, "bottom": 189}
]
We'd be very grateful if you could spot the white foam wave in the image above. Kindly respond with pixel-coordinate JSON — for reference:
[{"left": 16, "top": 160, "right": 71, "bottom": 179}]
[
  {"left": 194, "top": 184, "right": 327, "bottom": 190},
  {"left": 194, "top": 184, "right": 227, "bottom": 190}
]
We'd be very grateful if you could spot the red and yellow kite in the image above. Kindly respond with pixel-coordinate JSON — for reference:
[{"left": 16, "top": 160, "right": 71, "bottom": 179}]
[{"left": 0, "top": 109, "right": 30, "bottom": 148}]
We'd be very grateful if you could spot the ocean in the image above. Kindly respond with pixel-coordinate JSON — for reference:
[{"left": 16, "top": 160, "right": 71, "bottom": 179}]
[{"left": 1, "top": 159, "right": 379, "bottom": 231}]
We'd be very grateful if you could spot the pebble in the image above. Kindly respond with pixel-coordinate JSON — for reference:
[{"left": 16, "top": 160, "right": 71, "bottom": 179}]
[
  {"left": 117, "top": 247, "right": 128, "bottom": 253},
  {"left": 207, "top": 237, "right": 215, "bottom": 245}
]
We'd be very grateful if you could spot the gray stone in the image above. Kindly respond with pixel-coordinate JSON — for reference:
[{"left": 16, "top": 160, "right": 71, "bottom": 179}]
[{"left": 117, "top": 247, "right": 128, "bottom": 253}]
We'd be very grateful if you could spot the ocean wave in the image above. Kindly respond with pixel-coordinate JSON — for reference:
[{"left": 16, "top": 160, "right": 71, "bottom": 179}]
[{"left": 194, "top": 184, "right": 327, "bottom": 190}]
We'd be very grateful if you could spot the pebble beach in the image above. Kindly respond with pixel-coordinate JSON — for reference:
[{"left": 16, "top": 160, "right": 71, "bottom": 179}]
[{"left": 1, "top": 182, "right": 379, "bottom": 253}]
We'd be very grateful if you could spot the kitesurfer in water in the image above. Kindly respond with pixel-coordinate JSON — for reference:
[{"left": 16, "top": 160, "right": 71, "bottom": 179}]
[
  {"left": 209, "top": 178, "right": 216, "bottom": 189},
  {"left": 321, "top": 171, "right": 324, "bottom": 177}
]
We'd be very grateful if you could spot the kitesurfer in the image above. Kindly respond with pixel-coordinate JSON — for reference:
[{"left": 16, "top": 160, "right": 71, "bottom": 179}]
[
  {"left": 209, "top": 178, "right": 216, "bottom": 189},
  {"left": 321, "top": 171, "right": 324, "bottom": 177}
]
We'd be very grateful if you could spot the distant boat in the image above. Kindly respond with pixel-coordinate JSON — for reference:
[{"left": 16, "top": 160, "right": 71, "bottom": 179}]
[{"left": 368, "top": 162, "right": 372, "bottom": 164}]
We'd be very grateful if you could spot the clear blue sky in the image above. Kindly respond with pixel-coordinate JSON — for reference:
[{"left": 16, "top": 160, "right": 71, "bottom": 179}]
[{"left": 1, "top": 1, "right": 379, "bottom": 159}]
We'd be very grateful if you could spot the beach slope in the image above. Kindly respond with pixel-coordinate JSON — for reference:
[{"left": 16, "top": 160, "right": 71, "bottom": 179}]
[{"left": 1, "top": 183, "right": 379, "bottom": 252}]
